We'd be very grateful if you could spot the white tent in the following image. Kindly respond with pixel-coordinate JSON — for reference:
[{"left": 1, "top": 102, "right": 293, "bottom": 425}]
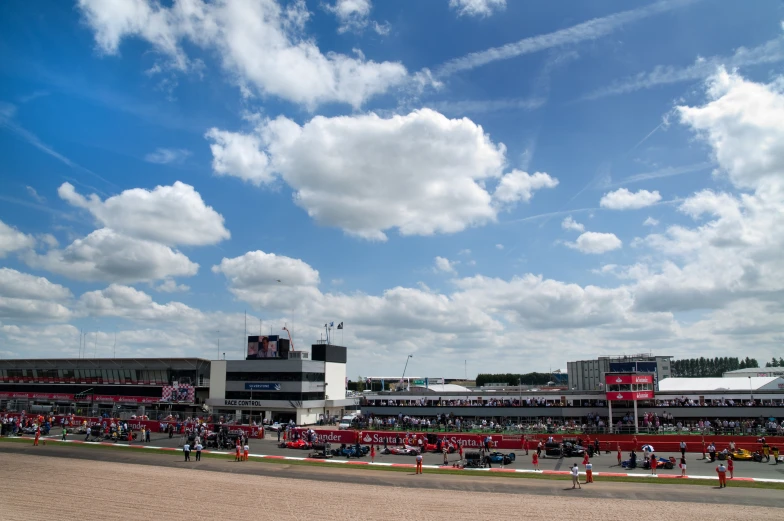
[{"left": 657, "top": 376, "right": 784, "bottom": 392}]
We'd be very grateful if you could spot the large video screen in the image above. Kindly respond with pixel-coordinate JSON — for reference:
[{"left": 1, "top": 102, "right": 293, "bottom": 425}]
[
  {"left": 247, "top": 335, "right": 279, "bottom": 359},
  {"left": 162, "top": 384, "right": 194, "bottom": 403}
]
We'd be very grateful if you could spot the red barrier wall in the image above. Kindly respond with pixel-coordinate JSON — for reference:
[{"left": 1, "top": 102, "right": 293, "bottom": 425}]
[
  {"left": 309, "top": 429, "right": 784, "bottom": 452},
  {"left": 3, "top": 413, "right": 261, "bottom": 437}
]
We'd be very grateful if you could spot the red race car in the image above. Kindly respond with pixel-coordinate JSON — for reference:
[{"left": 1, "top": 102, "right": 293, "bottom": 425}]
[{"left": 279, "top": 439, "right": 311, "bottom": 450}]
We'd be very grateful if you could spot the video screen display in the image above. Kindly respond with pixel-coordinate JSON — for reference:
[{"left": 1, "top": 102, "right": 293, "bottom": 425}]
[{"left": 247, "top": 335, "right": 279, "bottom": 359}]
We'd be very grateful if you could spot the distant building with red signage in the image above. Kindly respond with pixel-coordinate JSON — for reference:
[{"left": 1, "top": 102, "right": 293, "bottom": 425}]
[{"left": 604, "top": 373, "right": 654, "bottom": 401}]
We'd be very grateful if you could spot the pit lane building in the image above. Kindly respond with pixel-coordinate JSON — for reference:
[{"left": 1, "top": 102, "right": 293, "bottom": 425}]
[{"left": 0, "top": 343, "right": 355, "bottom": 425}]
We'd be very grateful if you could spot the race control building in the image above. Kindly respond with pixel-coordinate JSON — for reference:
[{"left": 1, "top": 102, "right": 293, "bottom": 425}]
[{"left": 0, "top": 342, "right": 355, "bottom": 425}]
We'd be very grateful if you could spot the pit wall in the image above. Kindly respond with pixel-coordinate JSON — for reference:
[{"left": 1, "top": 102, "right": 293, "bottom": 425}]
[
  {"left": 6, "top": 413, "right": 781, "bottom": 451},
  {"left": 309, "top": 429, "right": 783, "bottom": 452}
]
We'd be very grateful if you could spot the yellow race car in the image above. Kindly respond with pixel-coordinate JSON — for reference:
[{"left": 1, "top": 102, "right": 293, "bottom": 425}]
[{"left": 718, "top": 448, "right": 759, "bottom": 461}]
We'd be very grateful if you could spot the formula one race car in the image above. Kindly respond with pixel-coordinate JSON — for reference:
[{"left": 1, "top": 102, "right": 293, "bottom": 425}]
[
  {"left": 718, "top": 449, "right": 758, "bottom": 461},
  {"left": 545, "top": 440, "right": 585, "bottom": 458},
  {"left": 331, "top": 444, "right": 370, "bottom": 458},
  {"left": 642, "top": 457, "right": 675, "bottom": 470},
  {"left": 308, "top": 442, "right": 333, "bottom": 459},
  {"left": 485, "top": 452, "right": 516, "bottom": 465},
  {"left": 621, "top": 456, "right": 639, "bottom": 469},
  {"left": 423, "top": 442, "right": 457, "bottom": 454},
  {"left": 279, "top": 439, "right": 311, "bottom": 450},
  {"left": 381, "top": 445, "right": 420, "bottom": 456},
  {"left": 421, "top": 434, "right": 457, "bottom": 454}
]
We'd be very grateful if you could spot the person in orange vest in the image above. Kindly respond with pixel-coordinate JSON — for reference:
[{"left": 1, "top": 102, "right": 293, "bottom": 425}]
[
  {"left": 726, "top": 456, "right": 734, "bottom": 479},
  {"left": 370, "top": 444, "right": 376, "bottom": 463},
  {"left": 582, "top": 451, "right": 590, "bottom": 466},
  {"left": 235, "top": 440, "right": 241, "bottom": 462},
  {"left": 243, "top": 443, "right": 249, "bottom": 461},
  {"left": 532, "top": 451, "right": 539, "bottom": 471},
  {"left": 650, "top": 454, "right": 658, "bottom": 474},
  {"left": 34, "top": 426, "right": 40, "bottom": 446},
  {"left": 616, "top": 444, "right": 622, "bottom": 466},
  {"left": 585, "top": 461, "right": 593, "bottom": 483},
  {"left": 458, "top": 441, "right": 463, "bottom": 460},
  {"left": 415, "top": 452, "right": 423, "bottom": 474},
  {"left": 522, "top": 437, "right": 528, "bottom": 455},
  {"left": 716, "top": 462, "right": 727, "bottom": 488}
]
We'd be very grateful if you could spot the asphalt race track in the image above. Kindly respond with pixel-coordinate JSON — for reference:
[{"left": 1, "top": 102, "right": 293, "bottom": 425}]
[
  {"left": 46, "top": 426, "right": 784, "bottom": 481},
  {"left": 1, "top": 439, "right": 783, "bottom": 510}
]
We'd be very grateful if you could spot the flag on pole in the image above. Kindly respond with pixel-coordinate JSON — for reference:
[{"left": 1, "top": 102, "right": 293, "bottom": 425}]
[
  {"left": 337, "top": 322, "right": 343, "bottom": 329},
  {"left": 330, "top": 321, "right": 334, "bottom": 327},
  {"left": 425, "top": 377, "right": 429, "bottom": 388}
]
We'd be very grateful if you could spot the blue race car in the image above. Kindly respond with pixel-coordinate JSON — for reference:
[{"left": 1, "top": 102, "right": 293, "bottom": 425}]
[
  {"left": 330, "top": 443, "right": 370, "bottom": 458},
  {"left": 485, "top": 452, "right": 516, "bottom": 465}
]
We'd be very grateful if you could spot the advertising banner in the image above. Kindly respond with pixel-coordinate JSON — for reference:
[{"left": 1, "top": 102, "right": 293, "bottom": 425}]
[
  {"left": 0, "top": 392, "right": 159, "bottom": 403},
  {"left": 605, "top": 374, "right": 654, "bottom": 384},
  {"left": 245, "top": 383, "right": 281, "bottom": 391},
  {"left": 606, "top": 391, "right": 655, "bottom": 401}
]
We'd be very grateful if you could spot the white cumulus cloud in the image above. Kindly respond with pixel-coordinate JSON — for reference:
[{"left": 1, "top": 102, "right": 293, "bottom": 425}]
[
  {"left": 206, "top": 109, "right": 556, "bottom": 240},
  {"left": 25, "top": 228, "right": 199, "bottom": 284},
  {"left": 58, "top": 181, "right": 230, "bottom": 246},
  {"left": 561, "top": 216, "right": 585, "bottom": 232},
  {"left": 76, "top": 0, "right": 409, "bottom": 108},
  {"left": 0, "top": 268, "right": 72, "bottom": 321},
  {"left": 0, "top": 220, "right": 35, "bottom": 258},
  {"left": 600, "top": 188, "right": 661, "bottom": 210},
  {"left": 155, "top": 279, "right": 190, "bottom": 293},
  {"left": 493, "top": 170, "right": 558, "bottom": 205},
  {"left": 566, "top": 232, "right": 622, "bottom": 254},
  {"left": 324, "top": 0, "right": 388, "bottom": 34},
  {"left": 434, "top": 256, "right": 458, "bottom": 274}
]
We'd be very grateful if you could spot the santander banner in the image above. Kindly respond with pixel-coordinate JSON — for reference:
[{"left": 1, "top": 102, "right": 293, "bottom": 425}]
[
  {"left": 606, "top": 391, "right": 654, "bottom": 401},
  {"left": 605, "top": 374, "right": 653, "bottom": 384},
  {"left": 0, "top": 392, "right": 159, "bottom": 404},
  {"left": 309, "top": 429, "right": 783, "bottom": 452},
  {"left": 309, "top": 429, "right": 504, "bottom": 448}
]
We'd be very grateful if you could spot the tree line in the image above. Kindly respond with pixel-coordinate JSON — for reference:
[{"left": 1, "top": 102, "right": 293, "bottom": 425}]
[
  {"left": 764, "top": 357, "right": 784, "bottom": 367},
  {"left": 670, "top": 357, "right": 758, "bottom": 377}
]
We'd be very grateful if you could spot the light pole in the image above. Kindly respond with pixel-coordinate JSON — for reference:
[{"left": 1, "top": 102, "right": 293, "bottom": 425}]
[{"left": 401, "top": 354, "right": 413, "bottom": 390}]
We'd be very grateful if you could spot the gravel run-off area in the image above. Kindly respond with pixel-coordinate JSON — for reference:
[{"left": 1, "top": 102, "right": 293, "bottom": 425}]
[{"left": 2, "top": 452, "right": 782, "bottom": 521}]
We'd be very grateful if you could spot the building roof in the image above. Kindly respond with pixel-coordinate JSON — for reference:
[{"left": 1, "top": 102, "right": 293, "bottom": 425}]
[
  {"left": 412, "top": 383, "right": 471, "bottom": 393},
  {"left": 723, "top": 368, "right": 784, "bottom": 377},
  {"left": 658, "top": 377, "right": 784, "bottom": 392}
]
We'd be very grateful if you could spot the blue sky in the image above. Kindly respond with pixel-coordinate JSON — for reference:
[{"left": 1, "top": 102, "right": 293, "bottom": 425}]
[{"left": 1, "top": 0, "right": 784, "bottom": 378}]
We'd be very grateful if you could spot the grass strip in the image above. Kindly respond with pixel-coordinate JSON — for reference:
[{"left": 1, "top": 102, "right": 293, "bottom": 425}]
[{"left": 2, "top": 437, "right": 781, "bottom": 490}]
